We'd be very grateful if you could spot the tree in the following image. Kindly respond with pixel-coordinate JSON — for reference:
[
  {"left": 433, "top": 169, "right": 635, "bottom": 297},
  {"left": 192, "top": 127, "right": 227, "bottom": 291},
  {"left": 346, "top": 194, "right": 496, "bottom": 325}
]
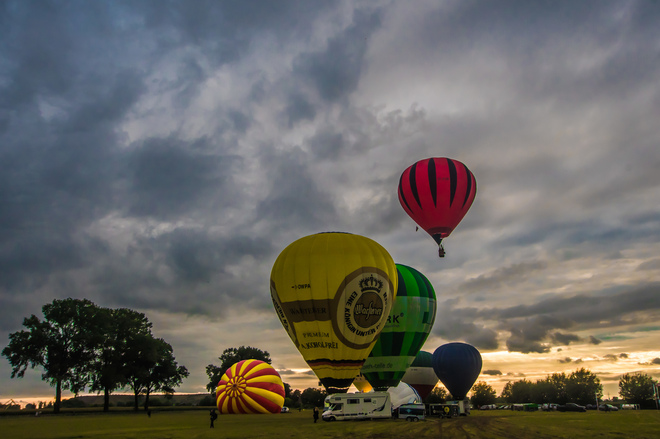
[
  {"left": 619, "top": 372, "right": 656, "bottom": 406},
  {"left": 301, "top": 387, "right": 327, "bottom": 408},
  {"left": 501, "top": 379, "right": 534, "bottom": 403},
  {"left": 566, "top": 368, "right": 602, "bottom": 406},
  {"left": 2, "top": 298, "right": 102, "bottom": 413},
  {"left": 89, "top": 308, "right": 153, "bottom": 412},
  {"left": 470, "top": 381, "right": 496, "bottom": 408},
  {"left": 546, "top": 372, "right": 569, "bottom": 404},
  {"left": 426, "top": 386, "right": 448, "bottom": 404},
  {"left": 125, "top": 336, "right": 189, "bottom": 411},
  {"left": 206, "top": 346, "right": 271, "bottom": 392}
]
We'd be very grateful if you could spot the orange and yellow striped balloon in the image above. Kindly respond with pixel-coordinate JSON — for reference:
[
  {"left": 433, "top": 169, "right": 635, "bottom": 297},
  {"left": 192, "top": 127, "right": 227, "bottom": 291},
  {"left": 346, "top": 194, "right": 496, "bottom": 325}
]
[{"left": 215, "top": 359, "right": 285, "bottom": 414}]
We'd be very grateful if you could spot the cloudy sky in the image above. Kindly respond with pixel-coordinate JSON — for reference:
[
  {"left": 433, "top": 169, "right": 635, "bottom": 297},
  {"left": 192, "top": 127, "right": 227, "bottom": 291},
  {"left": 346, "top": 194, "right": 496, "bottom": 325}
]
[{"left": 2, "top": 0, "right": 659, "bottom": 404}]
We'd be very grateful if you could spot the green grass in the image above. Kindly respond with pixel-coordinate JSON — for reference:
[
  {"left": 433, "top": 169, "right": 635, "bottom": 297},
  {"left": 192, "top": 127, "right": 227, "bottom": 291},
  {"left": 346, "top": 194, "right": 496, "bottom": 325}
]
[{"left": 1, "top": 408, "right": 659, "bottom": 439}]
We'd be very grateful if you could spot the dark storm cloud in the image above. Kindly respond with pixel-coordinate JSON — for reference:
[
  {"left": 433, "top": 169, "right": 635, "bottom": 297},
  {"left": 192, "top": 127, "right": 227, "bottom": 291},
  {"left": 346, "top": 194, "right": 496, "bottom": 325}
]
[
  {"left": 126, "top": 136, "right": 240, "bottom": 219},
  {"left": 637, "top": 258, "right": 660, "bottom": 271},
  {"left": 460, "top": 261, "right": 547, "bottom": 294},
  {"left": 483, "top": 370, "right": 502, "bottom": 376},
  {"left": 496, "top": 284, "right": 660, "bottom": 352},
  {"left": 137, "top": 0, "right": 335, "bottom": 66},
  {"left": 504, "top": 315, "right": 574, "bottom": 354},
  {"left": 162, "top": 228, "right": 268, "bottom": 283},
  {"left": 414, "top": 0, "right": 660, "bottom": 104},
  {"left": 283, "top": 93, "right": 317, "bottom": 128},
  {"left": 2, "top": 0, "right": 660, "bottom": 398},
  {"left": 588, "top": 336, "right": 602, "bottom": 345},
  {"left": 291, "top": 7, "right": 382, "bottom": 103},
  {"left": 433, "top": 283, "right": 660, "bottom": 354},
  {"left": 550, "top": 332, "right": 580, "bottom": 346},
  {"left": 498, "top": 283, "right": 660, "bottom": 325},
  {"left": 255, "top": 147, "right": 339, "bottom": 233},
  {"left": 432, "top": 299, "right": 499, "bottom": 350}
]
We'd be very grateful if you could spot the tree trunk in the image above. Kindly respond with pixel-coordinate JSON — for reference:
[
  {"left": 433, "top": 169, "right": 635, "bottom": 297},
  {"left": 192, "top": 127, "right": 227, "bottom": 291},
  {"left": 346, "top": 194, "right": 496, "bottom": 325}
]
[
  {"left": 54, "top": 379, "right": 62, "bottom": 414},
  {"left": 103, "top": 388, "right": 110, "bottom": 412},
  {"left": 134, "top": 390, "right": 140, "bottom": 411},
  {"left": 144, "top": 389, "right": 150, "bottom": 411}
]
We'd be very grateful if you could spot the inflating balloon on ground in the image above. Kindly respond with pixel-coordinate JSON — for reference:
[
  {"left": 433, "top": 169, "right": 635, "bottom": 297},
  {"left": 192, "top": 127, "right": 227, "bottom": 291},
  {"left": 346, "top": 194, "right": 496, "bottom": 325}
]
[
  {"left": 432, "top": 342, "right": 482, "bottom": 400},
  {"left": 361, "top": 263, "right": 436, "bottom": 390},
  {"left": 270, "top": 232, "right": 398, "bottom": 393},
  {"left": 401, "top": 350, "right": 439, "bottom": 400},
  {"left": 215, "top": 359, "right": 285, "bottom": 414}
]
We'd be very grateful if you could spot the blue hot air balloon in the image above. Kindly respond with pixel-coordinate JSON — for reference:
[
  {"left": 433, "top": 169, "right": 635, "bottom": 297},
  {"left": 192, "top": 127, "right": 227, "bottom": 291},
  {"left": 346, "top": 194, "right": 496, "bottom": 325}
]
[{"left": 431, "top": 342, "right": 482, "bottom": 400}]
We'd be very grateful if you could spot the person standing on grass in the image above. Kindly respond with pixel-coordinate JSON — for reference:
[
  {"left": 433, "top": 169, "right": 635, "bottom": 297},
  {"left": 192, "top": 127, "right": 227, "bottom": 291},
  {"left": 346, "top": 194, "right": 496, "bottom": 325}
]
[
  {"left": 210, "top": 409, "right": 218, "bottom": 428},
  {"left": 313, "top": 406, "right": 319, "bottom": 423}
]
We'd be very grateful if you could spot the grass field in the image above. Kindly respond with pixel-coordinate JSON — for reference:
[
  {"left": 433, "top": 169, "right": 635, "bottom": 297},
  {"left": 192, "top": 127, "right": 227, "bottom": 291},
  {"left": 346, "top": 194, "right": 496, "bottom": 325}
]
[{"left": 1, "top": 408, "right": 659, "bottom": 439}]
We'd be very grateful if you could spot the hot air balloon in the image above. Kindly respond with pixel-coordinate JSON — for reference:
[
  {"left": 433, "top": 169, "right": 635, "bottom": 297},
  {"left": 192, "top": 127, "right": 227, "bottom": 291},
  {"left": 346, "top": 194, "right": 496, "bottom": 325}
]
[
  {"left": 398, "top": 157, "right": 477, "bottom": 257},
  {"left": 270, "top": 232, "right": 398, "bottom": 394},
  {"left": 352, "top": 373, "right": 373, "bottom": 393},
  {"left": 387, "top": 382, "right": 422, "bottom": 410},
  {"left": 432, "top": 342, "right": 482, "bottom": 400},
  {"left": 215, "top": 359, "right": 285, "bottom": 414},
  {"left": 401, "top": 351, "right": 439, "bottom": 400},
  {"left": 361, "top": 264, "right": 436, "bottom": 390}
]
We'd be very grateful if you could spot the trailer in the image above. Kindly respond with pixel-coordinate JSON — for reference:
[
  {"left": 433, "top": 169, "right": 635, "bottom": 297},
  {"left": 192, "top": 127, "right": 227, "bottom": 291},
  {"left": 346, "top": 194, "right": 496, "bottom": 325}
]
[
  {"left": 322, "top": 392, "right": 392, "bottom": 421},
  {"left": 429, "top": 403, "right": 459, "bottom": 418},
  {"left": 397, "top": 403, "right": 426, "bottom": 422},
  {"left": 429, "top": 399, "right": 470, "bottom": 418}
]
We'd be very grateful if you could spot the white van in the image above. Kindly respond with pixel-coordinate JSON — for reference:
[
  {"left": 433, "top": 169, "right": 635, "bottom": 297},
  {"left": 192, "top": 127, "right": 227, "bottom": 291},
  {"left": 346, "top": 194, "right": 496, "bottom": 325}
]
[{"left": 322, "top": 392, "right": 392, "bottom": 421}]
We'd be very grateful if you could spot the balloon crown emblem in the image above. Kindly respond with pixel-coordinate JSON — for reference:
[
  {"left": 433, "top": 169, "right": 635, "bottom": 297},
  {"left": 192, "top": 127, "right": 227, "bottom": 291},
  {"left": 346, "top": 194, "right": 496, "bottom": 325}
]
[{"left": 359, "top": 275, "right": 383, "bottom": 293}]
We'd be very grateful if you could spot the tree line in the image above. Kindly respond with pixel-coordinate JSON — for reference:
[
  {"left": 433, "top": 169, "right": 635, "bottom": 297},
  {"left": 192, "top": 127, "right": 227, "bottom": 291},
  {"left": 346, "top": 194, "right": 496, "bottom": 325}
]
[
  {"left": 2, "top": 298, "right": 189, "bottom": 413},
  {"left": 469, "top": 368, "right": 659, "bottom": 409}
]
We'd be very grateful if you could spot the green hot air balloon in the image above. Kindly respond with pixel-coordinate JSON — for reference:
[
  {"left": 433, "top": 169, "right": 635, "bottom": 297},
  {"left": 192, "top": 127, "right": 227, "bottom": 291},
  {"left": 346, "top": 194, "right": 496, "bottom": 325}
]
[{"left": 360, "top": 264, "right": 437, "bottom": 390}]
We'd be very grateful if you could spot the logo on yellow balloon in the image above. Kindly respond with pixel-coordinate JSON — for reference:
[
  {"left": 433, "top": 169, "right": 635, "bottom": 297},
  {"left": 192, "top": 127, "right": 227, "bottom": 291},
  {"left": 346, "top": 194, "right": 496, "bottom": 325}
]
[{"left": 332, "top": 268, "right": 392, "bottom": 350}]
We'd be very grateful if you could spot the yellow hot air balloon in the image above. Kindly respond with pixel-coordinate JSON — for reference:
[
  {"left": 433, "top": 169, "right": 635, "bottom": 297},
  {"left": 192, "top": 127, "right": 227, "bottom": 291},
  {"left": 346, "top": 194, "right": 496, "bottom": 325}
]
[{"left": 270, "top": 232, "right": 397, "bottom": 394}]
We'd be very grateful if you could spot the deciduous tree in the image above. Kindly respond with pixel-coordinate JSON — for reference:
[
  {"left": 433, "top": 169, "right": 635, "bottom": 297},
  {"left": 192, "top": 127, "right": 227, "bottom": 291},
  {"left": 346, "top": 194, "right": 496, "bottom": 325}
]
[
  {"left": 125, "top": 335, "right": 189, "bottom": 411},
  {"left": 566, "top": 368, "right": 602, "bottom": 406},
  {"left": 619, "top": 372, "right": 655, "bottom": 406},
  {"left": 2, "top": 298, "right": 102, "bottom": 413},
  {"left": 426, "top": 386, "right": 448, "bottom": 404},
  {"left": 470, "top": 381, "right": 496, "bottom": 408},
  {"left": 89, "top": 308, "right": 153, "bottom": 412}
]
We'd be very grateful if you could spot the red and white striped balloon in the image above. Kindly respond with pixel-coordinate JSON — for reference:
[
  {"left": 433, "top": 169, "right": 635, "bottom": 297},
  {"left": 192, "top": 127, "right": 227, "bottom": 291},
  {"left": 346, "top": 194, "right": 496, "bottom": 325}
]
[{"left": 216, "top": 359, "right": 285, "bottom": 414}]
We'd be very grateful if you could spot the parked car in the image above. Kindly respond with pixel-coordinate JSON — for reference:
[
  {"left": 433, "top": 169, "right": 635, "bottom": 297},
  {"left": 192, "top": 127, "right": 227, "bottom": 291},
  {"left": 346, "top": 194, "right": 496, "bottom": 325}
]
[
  {"left": 541, "top": 403, "right": 558, "bottom": 411},
  {"left": 599, "top": 404, "right": 618, "bottom": 411},
  {"left": 557, "top": 403, "right": 586, "bottom": 412},
  {"left": 585, "top": 404, "right": 597, "bottom": 410}
]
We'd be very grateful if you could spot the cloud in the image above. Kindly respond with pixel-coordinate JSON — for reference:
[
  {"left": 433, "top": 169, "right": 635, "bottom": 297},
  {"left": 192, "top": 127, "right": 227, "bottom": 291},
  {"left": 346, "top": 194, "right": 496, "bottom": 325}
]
[
  {"left": 482, "top": 370, "right": 502, "bottom": 376},
  {"left": 2, "top": 0, "right": 660, "bottom": 398},
  {"left": 558, "top": 357, "right": 582, "bottom": 364}
]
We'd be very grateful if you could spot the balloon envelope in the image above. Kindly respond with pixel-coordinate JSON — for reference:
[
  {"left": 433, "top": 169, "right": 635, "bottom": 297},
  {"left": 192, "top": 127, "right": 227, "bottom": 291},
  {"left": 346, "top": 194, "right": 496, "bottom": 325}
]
[
  {"left": 398, "top": 157, "right": 476, "bottom": 252},
  {"left": 352, "top": 372, "right": 373, "bottom": 393},
  {"left": 387, "top": 382, "right": 422, "bottom": 410},
  {"left": 270, "top": 232, "right": 398, "bottom": 393},
  {"left": 401, "top": 350, "right": 439, "bottom": 400},
  {"left": 215, "top": 359, "right": 285, "bottom": 414},
  {"left": 361, "top": 264, "right": 437, "bottom": 390},
  {"left": 432, "top": 342, "right": 482, "bottom": 400}
]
